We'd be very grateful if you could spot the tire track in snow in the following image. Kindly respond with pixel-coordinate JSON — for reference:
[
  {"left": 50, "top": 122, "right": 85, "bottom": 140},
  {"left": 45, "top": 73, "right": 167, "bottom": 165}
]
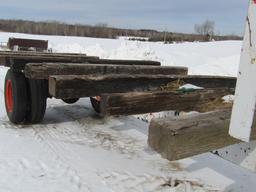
[
  {"left": 0, "top": 100, "right": 213, "bottom": 192},
  {"left": 43, "top": 104, "right": 147, "bottom": 158},
  {"left": 28, "top": 105, "right": 180, "bottom": 191},
  {"left": 29, "top": 104, "right": 214, "bottom": 192},
  {"left": 29, "top": 105, "right": 120, "bottom": 191},
  {"left": 0, "top": 120, "right": 91, "bottom": 192},
  {"left": 31, "top": 125, "right": 87, "bottom": 191},
  {"left": 99, "top": 171, "right": 218, "bottom": 192}
]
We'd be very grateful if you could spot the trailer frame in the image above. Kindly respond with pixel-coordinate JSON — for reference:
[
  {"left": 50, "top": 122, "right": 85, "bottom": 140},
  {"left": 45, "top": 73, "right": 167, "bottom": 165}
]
[{"left": 0, "top": 49, "right": 236, "bottom": 124}]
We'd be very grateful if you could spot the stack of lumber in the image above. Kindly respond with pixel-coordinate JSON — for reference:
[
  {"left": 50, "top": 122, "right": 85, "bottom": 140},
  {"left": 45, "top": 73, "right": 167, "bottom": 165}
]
[{"left": 25, "top": 62, "right": 236, "bottom": 116}]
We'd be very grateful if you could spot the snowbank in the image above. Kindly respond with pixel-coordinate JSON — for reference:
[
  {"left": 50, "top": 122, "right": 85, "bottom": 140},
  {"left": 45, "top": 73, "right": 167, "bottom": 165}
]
[{"left": 0, "top": 32, "right": 241, "bottom": 77}]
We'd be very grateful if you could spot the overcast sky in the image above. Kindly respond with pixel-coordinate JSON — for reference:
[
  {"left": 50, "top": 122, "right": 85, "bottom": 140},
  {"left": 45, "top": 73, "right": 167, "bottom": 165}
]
[{"left": 0, "top": 0, "right": 249, "bottom": 35}]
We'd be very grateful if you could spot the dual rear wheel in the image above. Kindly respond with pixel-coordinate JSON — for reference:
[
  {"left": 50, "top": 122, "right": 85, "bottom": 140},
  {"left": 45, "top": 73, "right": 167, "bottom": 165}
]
[
  {"left": 4, "top": 69, "right": 47, "bottom": 124},
  {"left": 4, "top": 69, "right": 101, "bottom": 124}
]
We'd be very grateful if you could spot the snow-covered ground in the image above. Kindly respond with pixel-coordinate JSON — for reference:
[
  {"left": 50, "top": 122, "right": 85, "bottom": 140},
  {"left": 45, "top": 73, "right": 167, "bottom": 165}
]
[
  {"left": 1, "top": 32, "right": 241, "bottom": 76},
  {"left": 0, "top": 32, "right": 255, "bottom": 192}
]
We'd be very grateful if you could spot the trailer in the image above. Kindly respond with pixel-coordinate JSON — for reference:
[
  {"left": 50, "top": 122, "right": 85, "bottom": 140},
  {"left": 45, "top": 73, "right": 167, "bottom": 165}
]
[{"left": 0, "top": 47, "right": 237, "bottom": 125}]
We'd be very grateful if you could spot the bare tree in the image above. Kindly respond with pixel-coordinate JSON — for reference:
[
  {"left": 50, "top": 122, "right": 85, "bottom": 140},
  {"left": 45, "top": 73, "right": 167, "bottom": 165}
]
[
  {"left": 0, "top": 19, "right": 241, "bottom": 42},
  {"left": 95, "top": 22, "right": 108, "bottom": 28},
  {"left": 194, "top": 20, "right": 215, "bottom": 36}
]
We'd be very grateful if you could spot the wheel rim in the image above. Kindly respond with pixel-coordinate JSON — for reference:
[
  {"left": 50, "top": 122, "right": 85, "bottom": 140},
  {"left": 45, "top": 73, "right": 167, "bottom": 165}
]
[
  {"left": 90, "top": 96, "right": 101, "bottom": 113},
  {"left": 5, "top": 80, "right": 14, "bottom": 113},
  {"left": 95, "top": 96, "right": 101, "bottom": 102}
]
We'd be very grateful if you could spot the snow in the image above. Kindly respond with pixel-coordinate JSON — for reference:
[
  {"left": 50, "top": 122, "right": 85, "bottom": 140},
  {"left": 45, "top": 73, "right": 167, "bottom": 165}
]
[
  {"left": 0, "top": 32, "right": 241, "bottom": 76},
  {"left": 222, "top": 95, "right": 235, "bottom": 103},
  {"left": 0, "top": 32, "right": 255, "bottom": 192},
  {"left": 179, "top": 84, "right": 203, "bottom": 90}
]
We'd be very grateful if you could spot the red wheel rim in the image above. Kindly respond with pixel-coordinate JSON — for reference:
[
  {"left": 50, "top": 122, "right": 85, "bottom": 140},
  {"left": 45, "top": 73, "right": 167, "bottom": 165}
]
[
  {"left": 5, "top": 80, "right": 14, "bottom": 113},
  {"left": 95, "top": 96, "right": 101, "bottom": 102}
]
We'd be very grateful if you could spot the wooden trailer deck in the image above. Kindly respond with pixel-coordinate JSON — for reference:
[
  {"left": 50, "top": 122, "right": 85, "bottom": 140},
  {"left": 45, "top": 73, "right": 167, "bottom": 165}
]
[{"left": 0, "top": 50, "right": 237, "bottom": 128}]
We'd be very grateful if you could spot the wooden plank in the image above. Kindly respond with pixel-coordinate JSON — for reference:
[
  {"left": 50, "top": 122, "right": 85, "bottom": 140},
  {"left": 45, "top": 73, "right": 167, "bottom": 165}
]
[
  {"left": 25, "top": 63, "right": 188, "bottom": 79},
  {"left": 48, "top": 74, "right": 236, "bottom": 99},
  {"left": 148, "top": 109, "right": 256, "bottom": 161},
  {"left": 0, "top": 51, "right": 161, "bottom": 67},
  {"left": 92, "top": 59, "right": 161, "bottom": 66},
  {"left": 0, "top": 51, "right": 81, "bottom": 55},
  {"left": 2, "top": 55, "right": 99, "bottom": 70},
  {"left": 0, "top": 51, "right": 89, "bottom": 57},
  {"left": 100, "top": 88, "right": 234, "bottom": 116}
]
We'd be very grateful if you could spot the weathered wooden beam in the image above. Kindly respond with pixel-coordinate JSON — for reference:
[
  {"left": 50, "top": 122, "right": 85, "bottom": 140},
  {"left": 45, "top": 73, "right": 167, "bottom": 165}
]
[
  {"left": 3, "top": 56, "right": 99, "bottom": 70},
  {"left": 92, "top": 59, "right": 161, "bottom": 66},
  {"left": 0, "top": 53, "right": 99, "bottom": 63},
  {"left": 148, "top": 109, "right": 256, "bottom": 161},
  {"left": 49, "top": 74, "right": 236, "bottom": 99},
  {"left": 0, "top": 51, "right": 89, "bottom": 57},
  {"left": 0, "top": 57, "right": 6, "bottom": 65},
  {"left": 25, "top": 63, "right": 188, "bottom": 79},
  {"left": 0, "top": 51, "right": 161, "bottom": 67},
  {"left": 100, "top": 88, "right": 234, "bottom": 116},
  {"left": 5, "top": 57, "right": 161, "bottom": 66}
]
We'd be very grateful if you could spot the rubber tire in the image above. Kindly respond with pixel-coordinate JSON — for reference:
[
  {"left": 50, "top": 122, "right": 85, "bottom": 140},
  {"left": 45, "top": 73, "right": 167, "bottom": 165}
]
[
  {"left": 90, "top": 97, "right": 101, "bottom": 113},
  {"left": 62, "top": 98, "right": 79, "bottom": 104},
  {"left": 25, "top": 79, "right": 48, "bottom": 124},
  {"left": 4, "top": 70, "right": 28, "bottom": 124}
]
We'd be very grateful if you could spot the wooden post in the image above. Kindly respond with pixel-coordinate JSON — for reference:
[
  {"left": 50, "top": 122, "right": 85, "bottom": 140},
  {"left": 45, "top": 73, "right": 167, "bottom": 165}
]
[
  {"left": 100, "top": 88, "right": 234, "bottom": 116},
  {"left": 148, "top": 109, "right": 256, "bottom": 161},
  {"left": 229, "top": 2, "right": 256, "bottom": 142}
]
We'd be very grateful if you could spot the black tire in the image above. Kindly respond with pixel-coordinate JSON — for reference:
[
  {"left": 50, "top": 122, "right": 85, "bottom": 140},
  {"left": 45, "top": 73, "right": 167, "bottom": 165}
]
[
  {"left": 90, "top": 97, "right": 101, "bottom": 113},
  {"left": 62, "top": 98, "right": 79, "bottom": 104},
  {"left": 25, "top": 79, "right": 48, "bottom": 124},
  {"left": 4, "top": 70, "right": 28, "bottom": 124}
]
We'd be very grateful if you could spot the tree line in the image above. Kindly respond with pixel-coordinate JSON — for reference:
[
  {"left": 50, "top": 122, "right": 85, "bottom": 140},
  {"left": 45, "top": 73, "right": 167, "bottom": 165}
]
[{"left": 0, "top": 19, "right": 242, "bottom": 43}]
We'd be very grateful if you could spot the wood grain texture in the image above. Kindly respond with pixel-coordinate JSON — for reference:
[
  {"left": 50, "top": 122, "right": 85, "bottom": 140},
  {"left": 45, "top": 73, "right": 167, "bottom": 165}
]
[
  {"left": 0, "top": 51, "right": 98, "bottom": 62},
  {"left": 0, "top": 51, "right": 89, "bottom": 57},
  {"left": 148, "top": 109, "right": 256, "bottom": 161},
  {"left": 0, "top": 51, "right": 161, "bottom": 69},
  {"left": 49, "top": 74, "right": 236, "bottom": 99},
  {"left": 25, "top": 63, "right": 188, "bottom": 79},
  {"left": 100, "top": 88, "right": 234, "bottom": 116}
]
